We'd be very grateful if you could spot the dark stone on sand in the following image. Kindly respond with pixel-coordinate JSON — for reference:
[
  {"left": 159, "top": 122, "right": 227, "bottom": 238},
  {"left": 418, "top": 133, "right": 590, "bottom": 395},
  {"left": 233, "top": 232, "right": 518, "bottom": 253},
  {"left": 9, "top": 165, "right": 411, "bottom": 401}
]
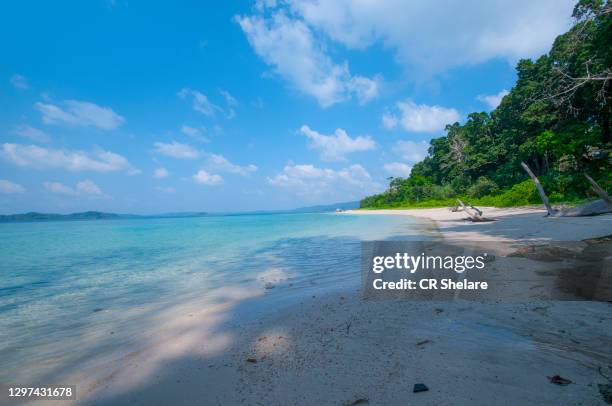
[
  {"left": 598, "top": 384, "right": 612, "bottom": 404},
  {"left": 413, "top": 383, "right": 429, "bottom": 393}
]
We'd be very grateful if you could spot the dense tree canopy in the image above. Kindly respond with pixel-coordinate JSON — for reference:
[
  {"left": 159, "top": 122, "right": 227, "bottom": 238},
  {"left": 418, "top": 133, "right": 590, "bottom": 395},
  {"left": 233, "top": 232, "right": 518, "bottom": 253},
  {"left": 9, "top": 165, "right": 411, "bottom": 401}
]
[{"left": 362, "top": 0, "right": 611, "bottom": 208}]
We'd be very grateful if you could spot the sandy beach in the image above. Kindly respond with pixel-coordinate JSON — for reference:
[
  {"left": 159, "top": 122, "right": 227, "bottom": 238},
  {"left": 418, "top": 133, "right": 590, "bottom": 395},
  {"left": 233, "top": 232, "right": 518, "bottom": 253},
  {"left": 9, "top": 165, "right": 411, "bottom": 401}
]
[
  {"left": 351, "top": 206, "right": 612, "bottom": 242},
  {"left": 6, "top": 0, "right": 612, "bottom": 404},
  {"left": 66, "top": 207, "right": 612, "bottom": 405}
]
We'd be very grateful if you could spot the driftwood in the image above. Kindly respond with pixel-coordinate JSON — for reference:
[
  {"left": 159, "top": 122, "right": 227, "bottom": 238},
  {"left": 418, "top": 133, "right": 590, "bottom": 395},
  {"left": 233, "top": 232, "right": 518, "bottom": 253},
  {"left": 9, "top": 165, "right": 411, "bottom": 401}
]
[
  {"left": 450, "top": 200, "right": 464, "bottom": 212},
  {"left": 521, "top": 162, "right": 555, "bottom": 216},
  {"left": 450, "top": 201, "right": 459, "bottom": 212},
  {"left": 521, "top": 161, "right": 612, "bottom": 217},
  {"left": 554, "top": 199, "right": 612, "bottom": 217},
  {"left": 585, "top": 174, "right": 612, "bottom": 203},
  {"left": 467, "top": 202, "right": 483, "bottom": 217},
  {"left": 456, "top": 199, "right": 492, "bottom": 222}
]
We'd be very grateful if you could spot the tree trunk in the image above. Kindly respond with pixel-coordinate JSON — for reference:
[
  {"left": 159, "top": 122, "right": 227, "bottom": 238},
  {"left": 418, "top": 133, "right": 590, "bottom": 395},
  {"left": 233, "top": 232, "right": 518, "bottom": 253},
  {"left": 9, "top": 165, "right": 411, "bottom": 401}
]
[
  {"left": 602, "top": 101, "right": 611, "bottom": 144},
  {"left": 584, "top": 174, "right": 612, "bottom": 203},
  {"left": 554, "top": 199, "right": 612, "bottom": 217},
  {"left": 521, "top": 162, "right": 612, "bottom": 217},
  {"left": 520, "top": 161, "right": 555, "bottom": 216}
]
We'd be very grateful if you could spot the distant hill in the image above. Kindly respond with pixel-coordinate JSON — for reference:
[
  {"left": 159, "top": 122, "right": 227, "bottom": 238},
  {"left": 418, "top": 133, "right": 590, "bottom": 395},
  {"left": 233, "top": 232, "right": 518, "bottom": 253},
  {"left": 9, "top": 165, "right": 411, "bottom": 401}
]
[
  {"left": 0, "top": 202, "right": 357, "bottom": 223},
  {"left": 0, "top": 211, "right": 209, "bottom": 223},
  {"left": 0, "top": 211, "right": 122, "bottom": 222}
]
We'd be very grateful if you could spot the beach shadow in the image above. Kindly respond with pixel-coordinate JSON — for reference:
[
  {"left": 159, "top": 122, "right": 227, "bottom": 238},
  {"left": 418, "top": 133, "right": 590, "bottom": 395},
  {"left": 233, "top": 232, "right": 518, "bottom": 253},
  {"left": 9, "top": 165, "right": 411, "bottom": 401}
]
[
  {"left": 81, "top": 281, "right": 612, "bottom": 406},
  {"left": 16, "top": 234, "right": 402, "bottom": 403}
]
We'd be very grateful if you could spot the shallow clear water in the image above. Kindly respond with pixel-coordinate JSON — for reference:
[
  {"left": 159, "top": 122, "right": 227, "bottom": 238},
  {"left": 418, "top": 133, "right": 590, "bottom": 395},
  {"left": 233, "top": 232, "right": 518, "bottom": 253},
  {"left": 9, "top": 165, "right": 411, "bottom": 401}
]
[{"left": 0, "top": 212, "right": 428, "bottom": 383}]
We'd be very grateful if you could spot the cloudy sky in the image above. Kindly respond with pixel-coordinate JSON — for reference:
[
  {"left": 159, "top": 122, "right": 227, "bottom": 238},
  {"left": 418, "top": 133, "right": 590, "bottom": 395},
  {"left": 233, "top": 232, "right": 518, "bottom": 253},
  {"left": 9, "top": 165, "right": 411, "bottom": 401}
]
[{"left": 0, "top": 0, "right": 574, "bottom": 214}]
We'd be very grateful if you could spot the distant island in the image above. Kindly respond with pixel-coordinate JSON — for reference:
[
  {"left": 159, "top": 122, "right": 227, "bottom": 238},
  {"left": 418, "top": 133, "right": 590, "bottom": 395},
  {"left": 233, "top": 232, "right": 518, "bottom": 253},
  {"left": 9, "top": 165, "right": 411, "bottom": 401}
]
[
  {"left": 0, "top": 211, "right": 208, "bottom": 223},
  {"left": 0, "top": 201, "right": 359, "bottom": 223}
]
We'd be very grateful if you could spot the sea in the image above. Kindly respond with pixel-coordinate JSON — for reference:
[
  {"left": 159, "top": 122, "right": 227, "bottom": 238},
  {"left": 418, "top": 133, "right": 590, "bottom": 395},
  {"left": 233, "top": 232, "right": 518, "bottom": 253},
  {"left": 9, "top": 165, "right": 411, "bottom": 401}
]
[{"left": 0, "top": 212, "right": 428, "bottom": 385}]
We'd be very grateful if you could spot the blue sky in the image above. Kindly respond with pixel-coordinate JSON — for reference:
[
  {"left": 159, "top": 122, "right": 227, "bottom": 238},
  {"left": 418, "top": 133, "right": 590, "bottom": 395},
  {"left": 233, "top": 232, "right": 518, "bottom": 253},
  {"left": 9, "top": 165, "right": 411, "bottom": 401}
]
[{"left": 0, "top": 0, "right": 575, "bottom": 214}]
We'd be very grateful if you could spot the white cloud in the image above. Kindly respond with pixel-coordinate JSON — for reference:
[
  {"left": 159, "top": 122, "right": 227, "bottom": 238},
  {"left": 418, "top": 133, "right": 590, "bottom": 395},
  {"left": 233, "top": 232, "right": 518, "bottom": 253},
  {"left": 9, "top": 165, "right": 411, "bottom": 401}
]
[
  {"left": 255, "top": 0, "right": 277, "bottom": 11},
  {"left": 193, "top": 169, "right": 223, "bottom": 185},
  {"left": 395, "top": 140, "right": 430, "bottom": 163},
  {"left": 178, "top": 88, "right": 220, "bottom": 116},
  {"left": 288, "top": 0, "right": 574, "bottom": 76},
  {"left": 477, "top": 89, "right": 510, "bottom": 109},
  {"left": 384, "top": 101, "right": 460, "bottom": 133},
  {"left": 383, "top": 162, "right": 412, "bottom": 178},
  {"left": 347, "top": 75, "right": 380, "bottom": 105},
  {"left": 44, "top": 179, "right": 104, "bottom": 197},
  {"left": 236, "top": 12, "right": 379, "bottom": 107},
  {"left": 1, "top": 143, "right": 138, "bottom": 174},
  {"left": 220, "top": 90, "right": 238, "bottom": 106},
  {"left": 181, "top": 125, "right": 200, "bottom": 137},
  {"left": 381, "top": 112, "right": 398, "bottom": 130},
  {"left": 155, "top": 186, "right": 175, "bottom": 193},
  {"left": 300, "top": 125, "right": 375, "bottom": 161},
  {"left": 268, "top": 163, "right": 379, "bottom": 198},
  {"left": 10, "top": 74, "right": 28, "bottom": 89},
  {"left": 11, "top": 125, "right": 50, "bottom": 143},
  {"left": 207, "top": 154, "right": 257, "bottom": 176},
  {"left": 75, "top": 180, "right": 103, "bottom": 196},
  {"left": 0, "top": 179, "right": 25, "bottom": 194},
  {"left": 181, "top": 125, "right": 209, "bottom": 143},
  {"left": 153, "top": 168, "right": 169, "bottom": 178},
  {"left": 35, "top": 100, "right": 125, "bottom": 130},
  {"left": 153, "top": 141, "right": 200, "bottom": 159}
]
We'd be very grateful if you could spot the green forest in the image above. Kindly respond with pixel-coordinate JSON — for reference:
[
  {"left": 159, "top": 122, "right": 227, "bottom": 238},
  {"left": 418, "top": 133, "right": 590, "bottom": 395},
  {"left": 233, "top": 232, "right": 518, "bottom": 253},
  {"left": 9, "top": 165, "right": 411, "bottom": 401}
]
[{"left": 361, "top": 0, "right": 611, "bottom": 209}]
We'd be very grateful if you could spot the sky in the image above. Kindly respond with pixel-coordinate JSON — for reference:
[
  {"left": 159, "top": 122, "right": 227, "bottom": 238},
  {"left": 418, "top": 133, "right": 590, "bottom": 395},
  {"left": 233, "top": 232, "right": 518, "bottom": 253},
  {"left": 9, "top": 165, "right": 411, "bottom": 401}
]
[{"left": 0, "top": 0, "right": 576, "bottom": 214}]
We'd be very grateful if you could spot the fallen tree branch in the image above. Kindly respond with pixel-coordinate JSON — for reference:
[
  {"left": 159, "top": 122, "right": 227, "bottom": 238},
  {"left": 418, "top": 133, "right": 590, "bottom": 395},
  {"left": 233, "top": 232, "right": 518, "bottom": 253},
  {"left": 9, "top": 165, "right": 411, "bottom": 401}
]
[
  {"left": 521, "top": 162, "right": 612, "bottom": 217},
  {"left": 554, "top": 199, "right": 612, "bottom": 217},
  {"left": 467, "top": 202, "right": 483, "bottom": 217},
  {"left": 521, "top": 162, "right": 555, "bottom": 216},
  {"left": 584, "top": 174, "right": 612, "bottom": 203},
  {"left": 456, "top": 199, "right": 491, "bottom": 221},
  {"left": 450, "top": 200, "right": 462, "bottom": 212}
]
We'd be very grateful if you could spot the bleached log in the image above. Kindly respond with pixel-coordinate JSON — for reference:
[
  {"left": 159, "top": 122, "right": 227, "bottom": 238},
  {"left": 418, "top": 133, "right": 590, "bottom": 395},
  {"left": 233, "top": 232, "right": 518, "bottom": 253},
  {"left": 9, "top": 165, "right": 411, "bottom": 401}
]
[
  {"left": 457, "top": 198, "right": 484, "bottom": 221},
  {"left": 450, "top": 201, "right": 461, "bottom": 212},
  {"left": 584, "top": 174, "right": 612, "bottom": 204},
  {"left": 467, "top": 202, "right": 483, "bottom": 216},
  {"left": 521, "top": 161, "right": 555, "bottom": 216},
  {"left": 553, "top": 199, "right": 612, "bottom": 217},
  {"left": 521, "top": 161, "right": 612, "bottom": 217}
]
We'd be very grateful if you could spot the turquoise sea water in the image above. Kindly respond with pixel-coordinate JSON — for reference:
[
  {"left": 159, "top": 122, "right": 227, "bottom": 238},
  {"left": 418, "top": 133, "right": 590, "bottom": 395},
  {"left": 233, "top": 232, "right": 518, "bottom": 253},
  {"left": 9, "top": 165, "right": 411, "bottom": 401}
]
[{"left": 0, "top": 213, "right": 427, "bottom": 384}]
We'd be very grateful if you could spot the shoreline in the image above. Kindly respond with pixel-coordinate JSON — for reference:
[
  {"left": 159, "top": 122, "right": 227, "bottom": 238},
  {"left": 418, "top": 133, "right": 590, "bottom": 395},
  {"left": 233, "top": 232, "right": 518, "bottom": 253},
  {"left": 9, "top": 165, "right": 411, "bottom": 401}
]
[
  {"left": 74, "top": 208, "right": 612, "bottom": 404},
  {"left": 345, "top": 206, "right": 612, "bottom": 242}
]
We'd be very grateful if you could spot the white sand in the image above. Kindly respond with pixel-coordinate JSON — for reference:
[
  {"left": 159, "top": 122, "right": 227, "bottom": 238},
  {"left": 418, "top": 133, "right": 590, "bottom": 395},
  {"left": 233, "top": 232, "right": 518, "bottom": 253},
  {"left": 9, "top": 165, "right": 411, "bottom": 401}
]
[
  {"left": 347, "top": 206, "right": 612, "bottom": 242},
  {"left": 72, "top": 207, "right": 612, "bottom": 405}
]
